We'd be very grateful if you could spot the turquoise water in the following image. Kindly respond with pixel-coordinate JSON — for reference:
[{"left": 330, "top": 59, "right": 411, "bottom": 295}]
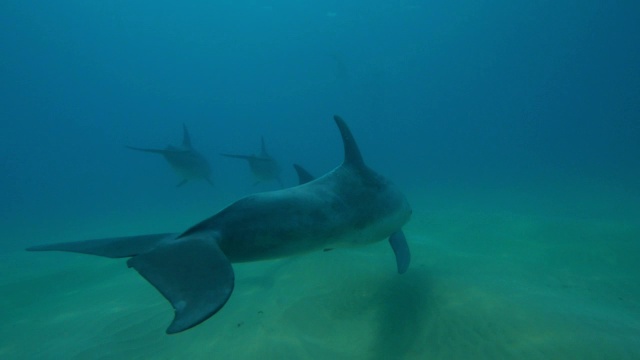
[{"left": 1, "top": 1, "right": 639, "bottom": 358}]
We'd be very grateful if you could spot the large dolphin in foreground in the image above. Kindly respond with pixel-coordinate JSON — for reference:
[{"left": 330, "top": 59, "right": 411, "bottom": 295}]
[
  {"left": 27, "top": 116, "right": 412, "bottom": 334},
  {"left": 127, "top": 124, "right": 213, "bottom": 187},
  {"left": 220, "top": 136, "right": 283, "bottom": 187}
]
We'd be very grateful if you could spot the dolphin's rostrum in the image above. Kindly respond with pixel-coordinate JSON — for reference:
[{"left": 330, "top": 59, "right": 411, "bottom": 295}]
[{"left": 27, "top": 116, "right": 412, "bottom": 334}]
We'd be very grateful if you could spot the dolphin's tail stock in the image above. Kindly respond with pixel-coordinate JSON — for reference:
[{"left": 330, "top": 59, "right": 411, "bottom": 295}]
[
  {"left": 125, "top": 145, "right": 170, "bottom": 154},
  {"left": 219, "top": 153, "right": 252, "bottom": 160},
  {"left": 126, "top": 146, "right": 191, "bottom": 156},
  {"left": 27, "top": 233, "right": 236, "bottom": 334},
  {"left": 26, "top": 233, "right": 177, "bottom": 258}
]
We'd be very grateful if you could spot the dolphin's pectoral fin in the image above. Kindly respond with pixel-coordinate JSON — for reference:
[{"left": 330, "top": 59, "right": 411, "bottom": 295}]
[
  {"left": 388, "top": 230, "right": 410, "bottom": 274},
  {"left": 127, "top": 238, "right": 235, "bottom": 334},
  {"left": 26, "top": 233, "right": 177, "bottom": 258}
]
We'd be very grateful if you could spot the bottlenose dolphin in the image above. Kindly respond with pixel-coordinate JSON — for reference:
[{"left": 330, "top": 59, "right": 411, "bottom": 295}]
[
  {"left": 220, "top": 137, "right": 282, "bottom": 187},
  {"left": 27, "top": 116, "right": 412, "bottom": 334},
  {"left": 127, "top": 124, "right": 213, "bottom": 187}
]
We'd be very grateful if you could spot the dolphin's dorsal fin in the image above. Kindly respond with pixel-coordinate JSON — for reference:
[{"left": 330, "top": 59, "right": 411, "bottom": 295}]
[
  {"left": 333, "top": 115, "right": 364, "bottom": 168},
  {"left": 182, "top": 124, "right": 192, "bottom": 148},
  {"left": 293, "top": 164, "right": 315, "bottom": 185},
  {"left": 260, "top": 136, "right": 269, "bottom": 157}
]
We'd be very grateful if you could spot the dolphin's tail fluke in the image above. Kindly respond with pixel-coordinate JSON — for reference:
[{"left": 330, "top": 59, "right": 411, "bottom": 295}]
[
  {"left": 127, "top": 237, "right": 234, "bottom": 334},
  {"left": 26, "top": 233, "right": 178, "bottom": 258},
  {"left": 28, "top": 233, "right": 236, "bottom": 334}
]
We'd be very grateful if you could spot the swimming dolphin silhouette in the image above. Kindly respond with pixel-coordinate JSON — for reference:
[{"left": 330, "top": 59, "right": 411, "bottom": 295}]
[
  {"left": 220, "top": 137, "right": 282, "bottom": 187},
  {"left": 27, "top": 116, "right": 412, "bottom": 334},
  {"left": 127, "top": 124, "right": 213, "bottom": 187}
]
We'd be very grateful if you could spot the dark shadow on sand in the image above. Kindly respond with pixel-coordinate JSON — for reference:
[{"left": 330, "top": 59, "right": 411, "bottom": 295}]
[{"left": 368, "top": 270, "right": 433, "bottom": 359}]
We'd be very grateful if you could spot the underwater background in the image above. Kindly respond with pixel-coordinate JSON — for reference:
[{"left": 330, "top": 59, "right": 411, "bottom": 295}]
[{"left": 1, "top": 0, "right": 639, "bottom": 359}]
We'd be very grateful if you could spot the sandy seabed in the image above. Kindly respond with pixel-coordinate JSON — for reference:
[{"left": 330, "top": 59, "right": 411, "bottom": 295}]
[{"left": 1, "top": 184, "right": 639, "bottom": 359}]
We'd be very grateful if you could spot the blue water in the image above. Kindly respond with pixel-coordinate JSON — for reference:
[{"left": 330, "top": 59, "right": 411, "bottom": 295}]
[{"left": 1, "top": 1, "right": 639, "bottom": 358}]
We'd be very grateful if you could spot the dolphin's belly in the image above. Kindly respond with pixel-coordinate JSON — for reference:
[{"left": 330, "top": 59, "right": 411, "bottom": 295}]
[
  {"left": 219, "top": 210, "right": 346, "bottom": 262},
  {"left": 218, "top": 197, "right": 410, "bottom": 263},
  {"left": 210, "top": 171, "right": 411, "bottom": 263}
]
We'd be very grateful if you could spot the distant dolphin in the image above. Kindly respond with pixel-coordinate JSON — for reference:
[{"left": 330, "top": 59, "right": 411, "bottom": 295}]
[
  {"left": 27, "top": 116, "right": 412, "bottom": 334},
  {"left": 127, "top": 124, "right": 213, "bottom": 187},
  {"left": 220, "top": 137, "right": 282, "bottom": 187}
]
